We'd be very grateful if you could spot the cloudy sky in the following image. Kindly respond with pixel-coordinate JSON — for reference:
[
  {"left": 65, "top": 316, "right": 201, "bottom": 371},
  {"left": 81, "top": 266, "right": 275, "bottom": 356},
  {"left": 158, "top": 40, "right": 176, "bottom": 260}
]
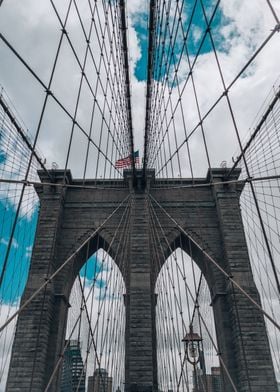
[
  {"left": 0, "top": 0, "right": 279, "bottom": 177},
  {"left": 0, "top": 0, "right": 280, "bottom": 390}
]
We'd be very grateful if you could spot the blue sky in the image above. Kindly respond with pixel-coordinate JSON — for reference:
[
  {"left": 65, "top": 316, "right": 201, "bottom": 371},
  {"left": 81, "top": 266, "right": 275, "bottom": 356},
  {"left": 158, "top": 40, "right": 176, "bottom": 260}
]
[
  {"left": 133, "top": 0, "right": 224, "bottom": 83},
  {"left": 0, "top": 191, "right": 106, "bottom": 302},
  {"left": 0, "top": 198, "right": 38, "bottom": 303}
]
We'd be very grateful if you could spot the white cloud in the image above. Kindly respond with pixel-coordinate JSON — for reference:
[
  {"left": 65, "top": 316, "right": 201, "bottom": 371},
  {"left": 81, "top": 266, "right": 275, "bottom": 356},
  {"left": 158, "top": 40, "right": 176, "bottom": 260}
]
[
  {"left": 192, "top": 26, "right": 203, "bottom": 44},
  {"left": 144, "top": 0, "right": 280, "bottom": 177},
  {"left": 0, "top": 239, "right": 8, "bottom": 247},
  {"left": 0, "top": 238, "right": 19, "bottom": 249}
]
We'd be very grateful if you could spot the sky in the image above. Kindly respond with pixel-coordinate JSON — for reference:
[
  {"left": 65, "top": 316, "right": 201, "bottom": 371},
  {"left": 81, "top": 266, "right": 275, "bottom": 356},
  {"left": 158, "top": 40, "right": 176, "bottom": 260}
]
[{"left": 0, "top": 0, "right": 280, "bottom": 389}]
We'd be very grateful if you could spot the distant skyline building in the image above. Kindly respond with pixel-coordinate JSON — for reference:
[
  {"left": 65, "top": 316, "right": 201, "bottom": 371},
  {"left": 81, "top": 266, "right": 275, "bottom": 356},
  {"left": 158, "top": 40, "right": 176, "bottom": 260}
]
[
  {"left": 194, "top": 366, "right": 222, "bottom": 392},
  {"left": 61, "top": 340, "right": 86, "bottom": 392},
  {"left": 88, "top": 368, "right": 113, "bottom": 392}
]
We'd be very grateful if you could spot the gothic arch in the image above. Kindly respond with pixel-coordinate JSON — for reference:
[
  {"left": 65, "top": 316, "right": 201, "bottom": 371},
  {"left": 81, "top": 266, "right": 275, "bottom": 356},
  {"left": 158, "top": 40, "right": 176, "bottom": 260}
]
[
  {"left": 6, "top": 171, "right": 129, "bottom": 391},
  {"left": 155, "top": 247, "right": 219, "bottom": 391},
  {"left": 7, "top": 169, "right": 277, "bottom": 392}
]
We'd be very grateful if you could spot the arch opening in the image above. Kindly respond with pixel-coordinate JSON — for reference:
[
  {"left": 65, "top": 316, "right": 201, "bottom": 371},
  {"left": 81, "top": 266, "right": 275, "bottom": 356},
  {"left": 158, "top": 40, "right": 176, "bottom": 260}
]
[
  {"left": 155, "top": 248, "right": 221, "bottom": 392},
  {"left": 59, "top": 248, "right": 126, "bottom": 392}
]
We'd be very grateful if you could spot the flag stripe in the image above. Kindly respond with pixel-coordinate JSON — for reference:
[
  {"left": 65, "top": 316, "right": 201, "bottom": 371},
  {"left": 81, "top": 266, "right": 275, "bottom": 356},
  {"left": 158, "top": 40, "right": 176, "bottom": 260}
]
[{"left": 115, "top": 151, "right": 140, "bottom": 169}]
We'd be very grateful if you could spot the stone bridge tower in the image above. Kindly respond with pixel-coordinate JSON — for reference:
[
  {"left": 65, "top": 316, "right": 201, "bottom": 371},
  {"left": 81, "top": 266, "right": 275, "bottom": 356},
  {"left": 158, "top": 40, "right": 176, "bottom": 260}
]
[{"left": 7, "top": 168, "right": 277, "bottom": 392}]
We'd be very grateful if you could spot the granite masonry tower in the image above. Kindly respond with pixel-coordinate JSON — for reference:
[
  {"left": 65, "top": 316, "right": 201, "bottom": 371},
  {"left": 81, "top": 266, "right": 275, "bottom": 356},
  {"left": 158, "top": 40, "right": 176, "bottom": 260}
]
[{"left": 6, "top": 168, "right": 277, "bottom": 392}]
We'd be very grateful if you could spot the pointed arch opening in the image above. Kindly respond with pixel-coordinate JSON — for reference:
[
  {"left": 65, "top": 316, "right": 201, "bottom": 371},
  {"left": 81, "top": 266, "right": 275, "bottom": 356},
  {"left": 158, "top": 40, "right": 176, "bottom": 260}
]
[
  {"left": 155, "top": 248, "right": 221, "bottom": 392},
  {"left": 55, "top": 248, "right": 126, "bottom": 392}
]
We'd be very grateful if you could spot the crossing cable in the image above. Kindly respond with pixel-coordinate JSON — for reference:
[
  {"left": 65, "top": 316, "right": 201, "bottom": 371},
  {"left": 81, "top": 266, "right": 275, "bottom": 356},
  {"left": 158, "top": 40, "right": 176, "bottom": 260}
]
[
  {"left": 75, "top": 0, "right": 129, "bottom": 175},
  {"left": 143, "top": 0, "right": 156, "bottom": 180},
  {"left": 73, "top": 266, "right": 124, "bottom": 392},
  {"left": 152, "top": 185, "right": 279, "bottom": 354},
  {"left": 0, "top": 33, "right": 123, "bottom": 175},
  {"left": 150, "top": 197, "right": 211, "bottom": 392},
  {"left": 188, "top": 274, "right": 216, "bottom": 391},
  {"left": 119, "top": 0, "right": 136, "bottom": 178},
  {"left": 149, "top": 193, "right": 280, "bottom": 332},
  {"left": 0, "top": 177, "right": 127, "bottom": 190},
  {"left": 159, "top": 0, "right": 214, "bottom": 181},
  {"left": 81, "top": 238, "right": 101, "bottom": 382},
  {"left": 150, "top": 239, "right": 170, "bottom": 388},
  {"left": 266, "top": 0, "right": 280, "bottom": 24},
  {"left": 0, "top": 201, "right": 37, "bottom": 381},
  {"left": 0, "top": 0, "right": 74, "bottom": 295},
  {"left": 78, "top": 235, "right": 104, "bottom": 387},
  {"left": 148, "top": 0, "right": 169, "bottom": 177},
  {"left": 149, "top": 0, "right": 170, "bottom": 176},
  {"left": 1, "top": 0, "right": 133, "bottom": 180},
  {"left": 145, "top": 0, "right": 189, "bottom": 173},
  {"left": 197, "top": 0, "right": 280, "bottom": 298},
  {"left": 144, "top": 0, "right": 280, "bottom": 175},
  {"left": 2, "top": 172, "right": 280, "bottom": 193},
  {"left": 145, "top": 0, "right": 221, "bottom": 172},
  {"left": 0, "top": 194, "right": 130, "bottom": 334},
  {"left": 155, "top": 0, "right": 184, "bottom": 178},
  {"left": 0, "top": 93, "right": 50, "bottom": 178},
  {"left": 241, "top": 191, "right": 280, "bottom": 269},
  {"left": 144, "top": 0, "right": 175, "bottom": 164},
  {"left": 234, "top": 105, "right": 280, "bottom": 170},
  {"left": 150, "top": 200, "right": 237, "bottom": 392},
  {"left": 95, "top": 205, "right": 131, "bottom": 386},
  {"left": 149, "top": 193, "right": 173, "bottom": 389},
  {"left": 150, "top": 0, "right": 201, "bottom": 178},
  {"left": 60, "top": 0, "right": 103, "bottom": 185},
  {"left": 67, "top": 0, "right": 131, "bottom": 179},
  {"left": 149, "top": 198, "right": 236, "bottom": 392},
  {"left": 229, "top": 87, "right": 280, "bottom": 175},
  {"left": 77, "top": 242, "right": 90, "bottom": 348},
  {"left": 47, "top": 194, "right": 131, "bottom": 389},
  {"left": 1, "top": 0, "right": 134, "bottom": 330},
  {"left": 74, "top": 196, "right": 131, "bottom": 390},
  {"left": 49, "top": 0, "right": 131, "bottom": 164},
  {"left": 26, "top": 4, "right": 83, "bottom": 387},
  {"left": 34, "top": 195, "right": 131, "bottom": 390},
  {"left": 156, "top": 24, "right": 278, "bottom": 173},
  {"left": 83, "top": 213, "right": 129, "bottom": 357},
  {"left": 61, "top": 0, "right": 127, "bottom": 182},
  {"left": 150, "top": 200, "right": 205, "bottom": 346},
  {"left": 44, "top": 296, "right": 90, "bottom": 391},
  {"left": 241, "top": 191, "right": 280, "bottom": 374},
  {"left": 150, "top": 212, "right": 192, "bottom": 390},
  {"left": 0, "top": 194, "right": 38, "bottom": 307},
  {"left": 0, "top": 103, "right": 39, "bottom": 189},
  {"left": 150, "top": 201, "right": 205, "bottom": 345},
  {"left": 65, "top": 0, "right": 130, "bottom": 168},
  {"left": 149, "top": 225, "right": 183, "bottom": 389}
]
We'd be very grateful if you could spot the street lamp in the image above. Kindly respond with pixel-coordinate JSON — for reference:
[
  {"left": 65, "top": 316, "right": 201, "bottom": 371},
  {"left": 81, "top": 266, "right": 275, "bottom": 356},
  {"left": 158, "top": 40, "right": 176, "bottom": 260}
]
[
  {"left": 182, "top": 325, "right": 202, "bottom": 392},
  {"left": 182, "top": 325, "right": 202, "bottom": 365}
]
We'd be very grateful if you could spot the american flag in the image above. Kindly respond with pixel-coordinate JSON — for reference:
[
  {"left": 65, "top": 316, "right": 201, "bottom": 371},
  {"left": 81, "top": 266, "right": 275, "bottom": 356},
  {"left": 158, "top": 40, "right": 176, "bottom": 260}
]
[{"left": 115, "top": 150, "right": 140, "bottom": 168}]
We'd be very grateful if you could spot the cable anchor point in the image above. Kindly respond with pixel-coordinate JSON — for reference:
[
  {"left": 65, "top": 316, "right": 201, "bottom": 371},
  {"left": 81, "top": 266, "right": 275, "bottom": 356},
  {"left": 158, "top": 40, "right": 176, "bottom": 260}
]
[{"left": 272, "top": 23, "right": 280, "bottom": 32}]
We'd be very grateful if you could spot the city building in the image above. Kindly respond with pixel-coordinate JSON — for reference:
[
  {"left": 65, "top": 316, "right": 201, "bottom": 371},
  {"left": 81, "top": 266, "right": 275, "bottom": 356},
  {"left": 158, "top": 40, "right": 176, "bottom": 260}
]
[
  {"left": 88, "top": 368, "right": 113, "bottom": 392},
  {"left": 210, "top": 367, "right": 222, "bottom": 392},
  {"left": 194, "top": 366, "right": 222, "bottom": 392},
  {"left": 61, "top": 340, "right": 86, "bottom": 392}
]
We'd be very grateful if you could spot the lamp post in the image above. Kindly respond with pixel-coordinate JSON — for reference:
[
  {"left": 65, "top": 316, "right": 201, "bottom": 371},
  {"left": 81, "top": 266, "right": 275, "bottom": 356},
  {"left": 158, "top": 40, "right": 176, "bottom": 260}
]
[{"left": 182, "top": 325, "right": 202, "bottom": 392}]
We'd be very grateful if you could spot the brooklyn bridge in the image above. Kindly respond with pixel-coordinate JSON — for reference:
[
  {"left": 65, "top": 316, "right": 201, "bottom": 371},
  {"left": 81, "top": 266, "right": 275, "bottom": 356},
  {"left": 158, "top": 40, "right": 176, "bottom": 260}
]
[{"left": 0, "top": 0, "right": 280, "bottom": 391}]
